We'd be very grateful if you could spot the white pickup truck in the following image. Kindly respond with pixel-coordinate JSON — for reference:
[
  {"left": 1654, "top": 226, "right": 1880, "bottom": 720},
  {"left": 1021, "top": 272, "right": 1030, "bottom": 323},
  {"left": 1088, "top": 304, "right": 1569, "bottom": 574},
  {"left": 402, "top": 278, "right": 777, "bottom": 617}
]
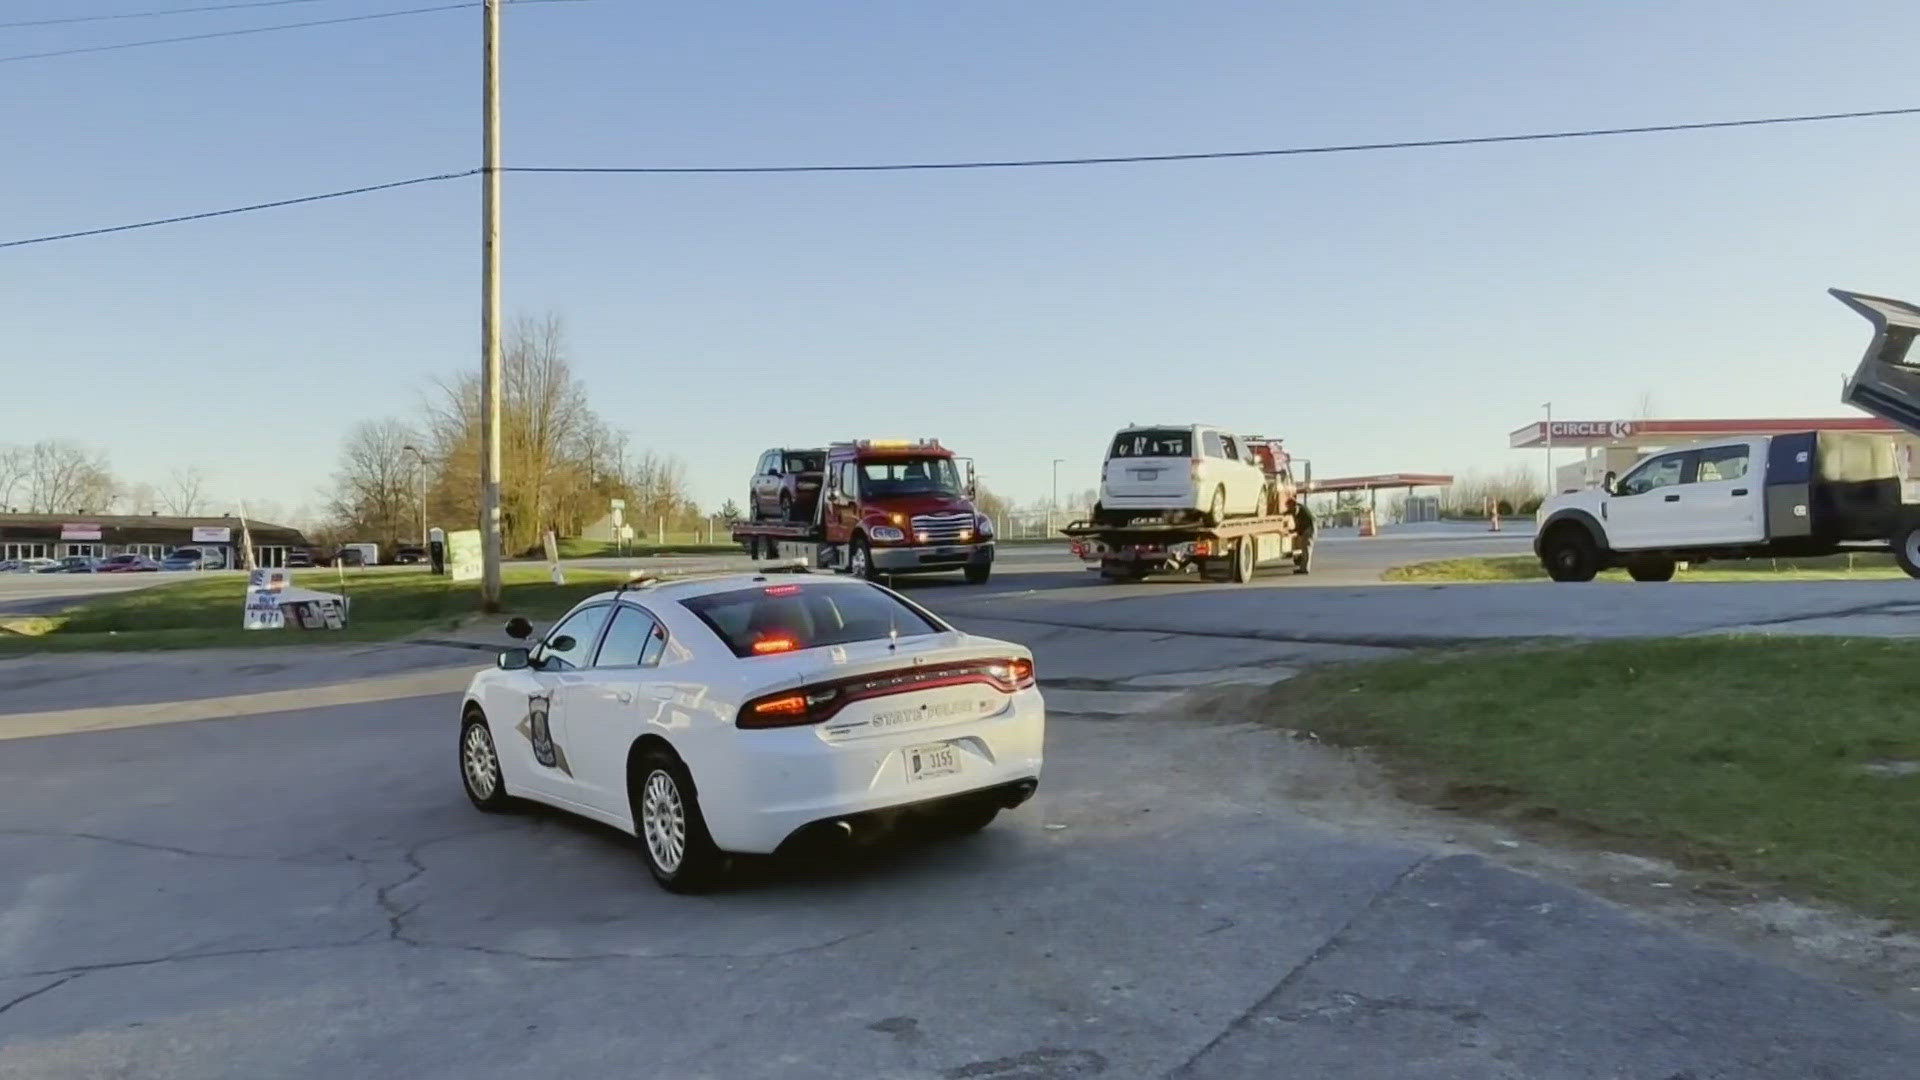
[{"left": 1535, "top": 287, "right": 1920, "bottom": 582}]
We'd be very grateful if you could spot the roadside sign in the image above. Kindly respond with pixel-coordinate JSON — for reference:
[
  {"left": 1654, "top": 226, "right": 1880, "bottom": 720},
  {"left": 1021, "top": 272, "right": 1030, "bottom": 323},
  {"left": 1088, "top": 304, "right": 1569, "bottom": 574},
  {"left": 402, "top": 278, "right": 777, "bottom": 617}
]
[
  {"left": 192, "top": 526, "right": 233, "bottom": 543},
  {"left": 448, "top": 529, "right": 481, "bottom": 582},
  {"left": 610, "top": 498, "right": 626, "bottom": 510},
  {"left": 242, "top": 567, "right": 292, "bottom": 630},
  {"left": 60, "top": 523, "right": 102, "bottom": 541}
]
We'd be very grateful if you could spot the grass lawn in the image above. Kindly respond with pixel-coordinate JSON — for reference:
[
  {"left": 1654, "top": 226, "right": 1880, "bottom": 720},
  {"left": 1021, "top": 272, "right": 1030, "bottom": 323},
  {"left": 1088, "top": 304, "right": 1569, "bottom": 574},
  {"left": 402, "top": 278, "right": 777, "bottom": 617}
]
[
  {"left": 1386, "top": 553, "right": 1908, "bottom": 583},
  {"left": 0, "top": 567, "right": 628, "bottom": 653},
  {"left": 1263, "top": 638, "right": 1920, "bottom": 920}
]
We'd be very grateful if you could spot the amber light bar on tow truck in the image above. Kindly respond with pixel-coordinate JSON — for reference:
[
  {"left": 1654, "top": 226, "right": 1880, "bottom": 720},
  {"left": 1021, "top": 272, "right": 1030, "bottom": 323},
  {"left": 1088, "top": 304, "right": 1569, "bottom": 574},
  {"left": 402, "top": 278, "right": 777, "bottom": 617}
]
[{"left": 738, "top": 657, "right": 1036, "bottom": 729}]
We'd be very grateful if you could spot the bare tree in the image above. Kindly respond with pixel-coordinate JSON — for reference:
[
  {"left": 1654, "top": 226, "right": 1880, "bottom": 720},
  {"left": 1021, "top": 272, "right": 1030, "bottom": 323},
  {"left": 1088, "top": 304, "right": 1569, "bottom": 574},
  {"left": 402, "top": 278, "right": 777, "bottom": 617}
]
[
  {"left": 162, "top": 466, "right": 210, "bottom": 516},
  {"left": 0, "top": 446, "right": 27, "bottom": 512},
  {"left": 1633, "top": 390, "right": 1658, "bottom": 421},
  {"left": 123, "top": 482, "right": 162, "bottom": 516},
  {"left": 24, "top": 441, "right": 117, "bottom": 514},
  {"left": 328, "top": 419, "right": 417, "bottom": 546}
]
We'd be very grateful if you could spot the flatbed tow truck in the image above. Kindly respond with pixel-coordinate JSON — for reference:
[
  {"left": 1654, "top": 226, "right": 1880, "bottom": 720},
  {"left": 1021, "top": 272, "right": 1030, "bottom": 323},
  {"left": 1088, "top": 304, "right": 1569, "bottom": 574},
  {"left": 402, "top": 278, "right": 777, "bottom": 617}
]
[
  {"left": 1061, "top": 435, "right": 1315, "bottom": 584},
  {"left": 729, "top": 439, "right": 996, "bottom": 584}
]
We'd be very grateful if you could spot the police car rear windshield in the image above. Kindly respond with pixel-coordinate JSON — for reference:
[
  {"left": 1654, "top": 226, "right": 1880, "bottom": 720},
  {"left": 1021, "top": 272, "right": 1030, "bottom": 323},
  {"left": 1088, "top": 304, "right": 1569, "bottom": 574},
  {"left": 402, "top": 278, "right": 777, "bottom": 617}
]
[
  {"left": 1109, "top": 429, "right": 1190, "bottom": 458},
  {"left": 681, "top": 583, "right": 944, "bottom": 658}
]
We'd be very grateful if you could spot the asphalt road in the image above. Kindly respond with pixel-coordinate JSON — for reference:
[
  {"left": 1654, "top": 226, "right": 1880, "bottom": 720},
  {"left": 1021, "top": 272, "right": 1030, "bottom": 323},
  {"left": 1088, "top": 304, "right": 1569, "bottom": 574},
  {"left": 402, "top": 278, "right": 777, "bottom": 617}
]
[{"left": 6, "top": 527, "right": 1920, "bottom": 1077}]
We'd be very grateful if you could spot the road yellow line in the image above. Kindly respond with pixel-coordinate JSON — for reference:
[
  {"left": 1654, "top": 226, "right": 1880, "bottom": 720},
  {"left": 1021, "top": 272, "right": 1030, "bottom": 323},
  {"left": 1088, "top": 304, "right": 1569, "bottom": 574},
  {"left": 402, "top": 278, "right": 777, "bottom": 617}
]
[{"left": 0, "top": 665, "right": 479, "bottom": 742}]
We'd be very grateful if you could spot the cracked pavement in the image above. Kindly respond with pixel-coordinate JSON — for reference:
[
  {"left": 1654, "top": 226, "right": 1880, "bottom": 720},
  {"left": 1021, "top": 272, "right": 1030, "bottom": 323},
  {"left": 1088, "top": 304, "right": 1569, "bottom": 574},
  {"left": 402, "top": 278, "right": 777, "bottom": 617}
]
[{"left": 5, "top": 534, "right": 1920, "bottom": 1077}]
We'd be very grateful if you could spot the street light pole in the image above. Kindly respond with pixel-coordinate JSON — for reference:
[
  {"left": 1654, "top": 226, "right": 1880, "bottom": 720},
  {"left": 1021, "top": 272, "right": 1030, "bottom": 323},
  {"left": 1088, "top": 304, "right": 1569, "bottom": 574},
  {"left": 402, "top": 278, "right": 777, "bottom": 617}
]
[
  {"left": 1049, "top": 458, "right": 1064, "bottom": 536},
  {"left": 402, "top": 445, "right": 427, "bottom": 547},
  {"left": 1542, "top": 402, "right": 1554, "bottom": 499},
  {"left": 478, "top": 0, "right": 504, "bottom": 610}
]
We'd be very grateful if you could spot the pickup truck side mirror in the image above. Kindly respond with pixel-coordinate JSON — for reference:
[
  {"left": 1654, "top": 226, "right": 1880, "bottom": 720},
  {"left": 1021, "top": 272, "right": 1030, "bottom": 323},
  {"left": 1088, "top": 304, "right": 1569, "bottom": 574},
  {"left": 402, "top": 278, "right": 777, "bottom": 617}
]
[{"left": 1602, "top": 471, "right": 1619, "bottom": 496}]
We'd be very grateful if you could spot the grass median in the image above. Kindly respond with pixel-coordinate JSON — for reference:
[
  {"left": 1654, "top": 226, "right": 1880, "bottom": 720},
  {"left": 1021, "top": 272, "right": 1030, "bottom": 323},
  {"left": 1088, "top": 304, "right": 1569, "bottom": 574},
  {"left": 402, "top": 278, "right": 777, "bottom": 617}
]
[
  {"left": 0, "top": 567, "right": 628, "bottom": 653},
  {"left": 1263, "top": 638, "right": 1920, "bottom": 920},
  {"left": 1386, "top": 553, "right": 1907, "bottom": 583}
]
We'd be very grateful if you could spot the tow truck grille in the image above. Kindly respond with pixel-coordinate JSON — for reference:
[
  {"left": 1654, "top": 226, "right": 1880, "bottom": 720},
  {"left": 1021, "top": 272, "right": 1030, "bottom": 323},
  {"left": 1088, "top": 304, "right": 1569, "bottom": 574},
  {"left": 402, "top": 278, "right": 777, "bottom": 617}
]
[{"left": 911, "top": 511, "right": 974, "bottom": 543}]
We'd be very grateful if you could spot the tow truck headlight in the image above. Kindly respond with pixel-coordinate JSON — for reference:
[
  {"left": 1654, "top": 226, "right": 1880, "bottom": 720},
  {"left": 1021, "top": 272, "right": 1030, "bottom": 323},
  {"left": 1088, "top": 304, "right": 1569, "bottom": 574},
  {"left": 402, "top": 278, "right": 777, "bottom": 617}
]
[
  {"left": 975, "top": 515, "right": 994, "bottom": 538},
  {"left": 870, "top": 525, "right": 906, "bottom": 543}
]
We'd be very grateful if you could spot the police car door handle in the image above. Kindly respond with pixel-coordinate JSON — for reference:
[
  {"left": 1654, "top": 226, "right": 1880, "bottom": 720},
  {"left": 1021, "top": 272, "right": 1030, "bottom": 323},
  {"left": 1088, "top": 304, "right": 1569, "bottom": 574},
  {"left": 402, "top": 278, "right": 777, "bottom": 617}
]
[{"left": 1663, "top": 494, "right": 1680, "bottom": 502}]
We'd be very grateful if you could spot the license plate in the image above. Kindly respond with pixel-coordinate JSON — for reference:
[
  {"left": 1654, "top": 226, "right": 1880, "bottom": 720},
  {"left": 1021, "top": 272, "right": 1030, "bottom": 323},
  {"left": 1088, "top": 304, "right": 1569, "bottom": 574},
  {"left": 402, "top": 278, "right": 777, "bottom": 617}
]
[
  {"left": 905, "top": 742, "right": 961, "bottom": 782},
  {"left": 1130, "top": 469, "right": 1159, "bottom": 480}
]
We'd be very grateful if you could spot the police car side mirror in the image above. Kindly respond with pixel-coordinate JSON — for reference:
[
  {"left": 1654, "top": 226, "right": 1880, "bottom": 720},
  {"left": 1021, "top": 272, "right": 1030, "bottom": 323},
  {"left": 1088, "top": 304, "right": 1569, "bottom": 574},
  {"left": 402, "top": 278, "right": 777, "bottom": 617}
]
[
  {"left": 497, "top": 647, "right": 530, "bottom": 670},
  {"left": 504, "top": 616, "right": 533, "bottom": 640}
]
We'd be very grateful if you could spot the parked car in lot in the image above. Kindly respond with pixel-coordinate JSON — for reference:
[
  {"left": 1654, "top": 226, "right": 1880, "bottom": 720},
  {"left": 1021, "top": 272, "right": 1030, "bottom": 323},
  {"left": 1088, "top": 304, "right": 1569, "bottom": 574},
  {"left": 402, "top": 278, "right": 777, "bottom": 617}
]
[
  {"left": 160, "top": 547, "right": 226, "bottom": 572},
  {"left": 285, "top": 548, "right": 314, "bottom": 568},
  {"left": 96, "top": 554, "right": 161, "bottom": 573},
  {"left": 38, "top": 556, "right": 99, "bottom": 574},
  {"left": 1098, "top": 424, "right": 1270, "bottom": 525},
  {"left": 749, "top": 447, "right": 826, "bottom": 522},
  {"left": 457, "top": 572, "right": 1044, "bottom": 892},
  {"left": 0, "top": 558, "right": 56, "bottom": 573},
  {"left": 393, "top": 545, "right": 427, "bottom": 565}
]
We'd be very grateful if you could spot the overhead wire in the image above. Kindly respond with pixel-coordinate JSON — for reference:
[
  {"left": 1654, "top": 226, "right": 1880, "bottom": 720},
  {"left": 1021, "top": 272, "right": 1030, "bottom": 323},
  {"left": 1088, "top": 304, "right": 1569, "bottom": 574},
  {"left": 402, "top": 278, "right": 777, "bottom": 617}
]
[
  {"left": 0, "top": 1, "right": 339, "bottom": 30},
  {"left": 0, "top": 2, "right": 474, "bottom": 63},
  {"left": 4, "top": 104, "right": 1919, "bottom": 250},
  {"left": 0, "top": 171, "right": 478, "bottom": 250}
]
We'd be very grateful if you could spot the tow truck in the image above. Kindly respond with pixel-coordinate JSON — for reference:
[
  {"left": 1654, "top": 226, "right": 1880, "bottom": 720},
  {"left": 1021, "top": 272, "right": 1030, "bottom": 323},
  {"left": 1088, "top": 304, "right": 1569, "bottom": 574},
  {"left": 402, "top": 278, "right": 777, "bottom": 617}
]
[
  {"left": 1061, "top": 436, "right": 1316, "bottom": 583},
  {"left": 1534, "top": 288, "right": 1920, "bottom": 580},
  {"left": 729, "top": 439, "right": 996, "bottom": 584}
]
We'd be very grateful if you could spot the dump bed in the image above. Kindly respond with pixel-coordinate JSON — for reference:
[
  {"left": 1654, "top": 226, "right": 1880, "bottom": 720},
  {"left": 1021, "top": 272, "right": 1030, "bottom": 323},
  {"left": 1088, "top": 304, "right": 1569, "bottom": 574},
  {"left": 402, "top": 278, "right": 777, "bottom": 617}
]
[{"left": 1834, "top": 289, "right": 1920, "bottom": 437}]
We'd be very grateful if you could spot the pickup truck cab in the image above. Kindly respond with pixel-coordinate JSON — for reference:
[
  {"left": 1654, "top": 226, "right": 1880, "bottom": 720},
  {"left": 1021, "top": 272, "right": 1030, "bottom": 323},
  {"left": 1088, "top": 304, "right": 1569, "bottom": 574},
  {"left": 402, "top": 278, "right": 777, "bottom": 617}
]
[{"left": 1535, "top": 431, "right": 1919, "bottom": 581}]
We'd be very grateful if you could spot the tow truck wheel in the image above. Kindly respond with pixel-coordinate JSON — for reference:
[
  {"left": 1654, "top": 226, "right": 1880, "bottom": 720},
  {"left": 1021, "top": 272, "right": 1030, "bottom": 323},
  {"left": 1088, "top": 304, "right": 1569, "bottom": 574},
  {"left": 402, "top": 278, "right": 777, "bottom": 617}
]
[
  {"left": 1541, "top": 524, "right": 1601, "bottom": 583},
  {"left": 849, "top": 536, "right": 878, "bottom": 580},
  {"left": 964, "top": 563, "right": 991, "bottom": 585},
  {"left": 1229, "top": 537, "right": 1255, "bottom": 584},
  {"left": 1895, "top": 523, "right": 1920, "bottom": 578}
]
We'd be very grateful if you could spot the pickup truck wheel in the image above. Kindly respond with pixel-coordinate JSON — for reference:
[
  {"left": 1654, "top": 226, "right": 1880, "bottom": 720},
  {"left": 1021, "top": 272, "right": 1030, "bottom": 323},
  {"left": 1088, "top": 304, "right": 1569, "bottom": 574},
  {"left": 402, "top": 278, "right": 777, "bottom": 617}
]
[
  {"left": 1895, "top": 524, "right": 1920, "bottom": 579},
  {"left": 964, "top": 562, "right": 991, "bottom": 585},
  {"left": 1541, "top": 525, "right": 1601, "bottom": 583},
  {"left": 1626, "top": 556, "right": 1677, "bottom": 583}
]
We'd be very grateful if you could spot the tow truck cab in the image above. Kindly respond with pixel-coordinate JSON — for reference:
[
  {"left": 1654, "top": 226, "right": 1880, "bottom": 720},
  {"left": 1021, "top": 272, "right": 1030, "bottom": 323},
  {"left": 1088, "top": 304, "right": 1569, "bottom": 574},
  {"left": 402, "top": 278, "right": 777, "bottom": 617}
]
[{"left": 820, "top": 439, "right": 994, "bottom": 583}]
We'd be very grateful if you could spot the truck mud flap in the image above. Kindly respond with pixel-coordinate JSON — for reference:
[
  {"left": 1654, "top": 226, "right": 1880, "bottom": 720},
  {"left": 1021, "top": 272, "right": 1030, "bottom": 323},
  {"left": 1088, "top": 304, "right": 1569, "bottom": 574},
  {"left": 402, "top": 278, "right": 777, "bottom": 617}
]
[{"left": 1832, "top": 288, "right": 1920, "bottom": 435}]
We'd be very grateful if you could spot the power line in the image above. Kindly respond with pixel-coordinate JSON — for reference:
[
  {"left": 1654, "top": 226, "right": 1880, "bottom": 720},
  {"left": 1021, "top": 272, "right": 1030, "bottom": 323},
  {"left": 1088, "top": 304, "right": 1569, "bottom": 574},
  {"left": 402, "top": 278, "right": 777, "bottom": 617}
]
[
  {"left": 0, "top": 1, "right": 337, "bottom": 30},
  {"left": 509, "top": 105, "right": 1920, "bottom": 174},
  {"left": 5, "top": 104, "right": 1919, "bottom": 250},
  {"left": 0, "top": 2, "right": 473, "bottom": 63},
  {"left": 0, "top": 170, "right": 476, "bottom": 250}
]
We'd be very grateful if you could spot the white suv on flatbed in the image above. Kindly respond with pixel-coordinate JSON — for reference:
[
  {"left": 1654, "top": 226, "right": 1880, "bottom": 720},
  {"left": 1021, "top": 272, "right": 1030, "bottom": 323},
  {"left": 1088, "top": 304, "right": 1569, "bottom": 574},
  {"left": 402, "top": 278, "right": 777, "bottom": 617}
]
[{"left": 1097, "top": 424, "right": 1268, "bottom": 524}]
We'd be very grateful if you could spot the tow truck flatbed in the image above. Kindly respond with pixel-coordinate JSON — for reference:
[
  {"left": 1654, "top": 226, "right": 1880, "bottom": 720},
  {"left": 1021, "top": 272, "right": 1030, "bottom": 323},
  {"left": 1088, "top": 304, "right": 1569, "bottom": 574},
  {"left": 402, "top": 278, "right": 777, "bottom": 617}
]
[{"left": 1060, "top": 510, "right": 1313, "bottom": 584}]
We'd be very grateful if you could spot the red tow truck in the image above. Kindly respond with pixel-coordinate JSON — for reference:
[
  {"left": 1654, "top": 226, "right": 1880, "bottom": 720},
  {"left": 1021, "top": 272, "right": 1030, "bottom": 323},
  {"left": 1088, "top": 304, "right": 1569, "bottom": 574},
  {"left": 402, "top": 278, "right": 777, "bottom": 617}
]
[
  {"left": 729, "top": 439, "right": 997, "bottom": 584},
  {"left": 1061, "top": 435, "right": 1316, "bottom": 583}
]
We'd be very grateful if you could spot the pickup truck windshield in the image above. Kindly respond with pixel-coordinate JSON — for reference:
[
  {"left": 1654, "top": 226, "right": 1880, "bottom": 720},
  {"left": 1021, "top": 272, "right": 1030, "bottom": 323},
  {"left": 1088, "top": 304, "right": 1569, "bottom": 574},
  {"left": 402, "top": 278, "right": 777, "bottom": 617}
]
[
  {"left": 858, "top": 457, "right": 962, "bottom": 497},
  {"left": 1110, "top": 429, "right": 1190, "bottom": 458}
]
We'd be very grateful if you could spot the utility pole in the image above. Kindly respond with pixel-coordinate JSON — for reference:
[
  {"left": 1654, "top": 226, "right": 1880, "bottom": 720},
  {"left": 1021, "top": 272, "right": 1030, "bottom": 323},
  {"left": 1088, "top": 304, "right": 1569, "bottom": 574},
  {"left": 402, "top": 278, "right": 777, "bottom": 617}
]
[
  {"left": 1049, "top": 458, "right": 1064, "bottom": 536},
  {"left": 478, "top": 0, "right": 505, "bottom": 609}
]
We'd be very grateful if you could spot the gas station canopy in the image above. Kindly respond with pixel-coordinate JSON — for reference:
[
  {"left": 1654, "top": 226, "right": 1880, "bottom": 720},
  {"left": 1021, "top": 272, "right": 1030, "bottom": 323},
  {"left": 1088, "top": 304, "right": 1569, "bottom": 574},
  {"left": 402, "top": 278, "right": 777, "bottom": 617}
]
[{"left": 1508, "top": 417, "right": 1898, "bottom": 450}]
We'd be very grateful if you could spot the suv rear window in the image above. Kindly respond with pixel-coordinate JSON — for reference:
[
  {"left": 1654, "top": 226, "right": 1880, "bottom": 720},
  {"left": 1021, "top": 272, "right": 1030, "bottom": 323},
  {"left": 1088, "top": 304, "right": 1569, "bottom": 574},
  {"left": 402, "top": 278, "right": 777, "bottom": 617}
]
[
  {"left": 681, "top": 583, "right": 944, "bottom": 658},
  {"left": 784, "top": 452, "right": 824, "bottom": 473},
  {"left": 1110, "top": 429, "right": 1190, "bottom": 459}
]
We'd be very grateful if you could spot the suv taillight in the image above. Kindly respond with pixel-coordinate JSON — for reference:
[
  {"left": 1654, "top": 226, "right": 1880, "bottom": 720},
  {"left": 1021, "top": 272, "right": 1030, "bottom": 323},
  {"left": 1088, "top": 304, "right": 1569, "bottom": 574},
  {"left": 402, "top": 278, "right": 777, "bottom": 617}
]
[{"left": 1190, "top": 458, "right": 1204, "bottom": 480}]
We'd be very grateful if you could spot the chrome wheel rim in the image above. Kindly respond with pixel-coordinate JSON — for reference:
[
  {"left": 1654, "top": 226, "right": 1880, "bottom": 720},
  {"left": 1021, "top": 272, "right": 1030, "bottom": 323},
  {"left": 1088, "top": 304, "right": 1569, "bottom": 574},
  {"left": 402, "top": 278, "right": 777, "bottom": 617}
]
[
  {"left": 463, "top": 723, "right": 499, "bottom": 800},
  {"left": 851, "top": 544, "right": 868, "bottom": 577},
  {"left": 641, "top": 769, "right": 686, "bottom": 873}
]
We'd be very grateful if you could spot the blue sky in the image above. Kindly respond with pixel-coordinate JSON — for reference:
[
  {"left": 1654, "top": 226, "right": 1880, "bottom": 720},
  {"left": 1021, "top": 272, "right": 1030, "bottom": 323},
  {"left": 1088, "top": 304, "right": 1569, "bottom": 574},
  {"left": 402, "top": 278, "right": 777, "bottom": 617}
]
[{"left": 5, "top": 0, "right": 1920, "bottom": 519}]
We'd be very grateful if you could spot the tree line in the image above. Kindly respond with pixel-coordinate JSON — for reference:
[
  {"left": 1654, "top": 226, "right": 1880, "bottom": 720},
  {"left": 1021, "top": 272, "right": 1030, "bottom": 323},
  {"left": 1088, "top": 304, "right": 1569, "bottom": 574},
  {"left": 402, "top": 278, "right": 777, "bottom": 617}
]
[
  {"left": 322, "top": 314, "right": 700, "bottom": 554},
  {"left": 0, "top": 442, "right": 214, "bottom": 518}
]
